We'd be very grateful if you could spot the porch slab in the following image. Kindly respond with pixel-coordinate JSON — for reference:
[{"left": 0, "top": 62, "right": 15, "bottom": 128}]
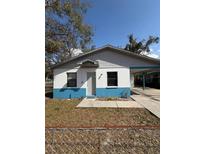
[
  {"left": 77, "top": 98, "right": 144, "bottom": 108},
  {"left": 92, "top": 101, "right": 117, "bottom": 108},
  {"left": 116, "top": 101, "right": 143, "bottom": 108}
]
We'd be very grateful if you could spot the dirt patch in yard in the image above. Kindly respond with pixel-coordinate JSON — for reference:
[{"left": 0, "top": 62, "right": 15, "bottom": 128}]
[
  {"left": 45, "top": 99, "right": 159, "bottom": 128},
  {"left": 96, "top": 97, "right": 132, "bottom": 101}
]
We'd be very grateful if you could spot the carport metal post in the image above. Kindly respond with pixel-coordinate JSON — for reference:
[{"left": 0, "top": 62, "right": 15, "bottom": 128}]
[{"left": 142, "top": 73, "right": 145, "bottom": 90}]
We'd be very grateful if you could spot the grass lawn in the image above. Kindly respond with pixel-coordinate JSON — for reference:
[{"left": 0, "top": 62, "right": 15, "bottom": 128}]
[{"left": 45, "top": 99, "right": 159, "bottom": 127}]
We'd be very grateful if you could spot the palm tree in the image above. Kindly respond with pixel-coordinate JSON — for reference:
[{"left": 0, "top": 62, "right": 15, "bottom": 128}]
[{"left": 125, "top": 34, "right": 159, "bottom": 54}]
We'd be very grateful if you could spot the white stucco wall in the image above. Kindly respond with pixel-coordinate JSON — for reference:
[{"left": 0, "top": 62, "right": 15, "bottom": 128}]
[
  {"left": 53, "top": 48, "right": 159, "bottom": 95},
  {"left": 54, "top": 67, "right": 130, "bottom": 89},
  {"left": 59, "top": 49, "right": 159, "bottom": 69},
  {"left": 53, "top": 68, "right": 87, "bottom": 89},
  {"left": 96, "top": 68, "right": 130, "bottom": 88}
]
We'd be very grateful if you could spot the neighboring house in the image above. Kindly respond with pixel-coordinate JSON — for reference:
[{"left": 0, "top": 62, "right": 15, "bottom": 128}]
[{"left": 51, "top": 45, "right": 160, "bottom": 99}]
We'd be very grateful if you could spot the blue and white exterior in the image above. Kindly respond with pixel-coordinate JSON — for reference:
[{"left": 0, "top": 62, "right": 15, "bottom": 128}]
[{"left": 52, "top": 45, "right": 160, "bottom": 99}]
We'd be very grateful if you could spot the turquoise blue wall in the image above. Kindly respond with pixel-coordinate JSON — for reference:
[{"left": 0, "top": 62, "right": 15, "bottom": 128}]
[
  {"left": 53, "top": 87, "right": 130, "bottom": 99},
  {"left": 53, "top": 88, "right": 86, "bottom": 99},
  {"left": 96, "top": 87, "right": 130, "bottom": 98}
]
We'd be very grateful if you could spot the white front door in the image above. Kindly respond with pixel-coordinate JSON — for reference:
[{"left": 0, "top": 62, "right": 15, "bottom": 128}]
[{"left": 87, "top": 72, "right": 96, "bottom": 96}]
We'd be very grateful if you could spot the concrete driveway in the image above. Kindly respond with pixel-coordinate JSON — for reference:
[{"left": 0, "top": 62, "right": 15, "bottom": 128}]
[
  {"left": 131, "top": 87, "right": 160, "bottom": 118},
  {"left": 130, "top": 94, "right": 160, "bottom": 118},
  {"left": 132, "top": 87, "right": 160, "bottom": 101},
  {"left": 77, "top": 98, "right": 144, "bottom": 108}
]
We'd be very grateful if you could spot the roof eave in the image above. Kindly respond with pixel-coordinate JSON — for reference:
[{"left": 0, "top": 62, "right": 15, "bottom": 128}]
[{"left": 51, "top": 45, "right": 160, "bottom": 69}]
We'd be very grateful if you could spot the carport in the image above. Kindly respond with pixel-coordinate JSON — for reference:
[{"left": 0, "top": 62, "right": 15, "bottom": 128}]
[{"left": 130, "top": 66, "right": 160, "bottom": 90}]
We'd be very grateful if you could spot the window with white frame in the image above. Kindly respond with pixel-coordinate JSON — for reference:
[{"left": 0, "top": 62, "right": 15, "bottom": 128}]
[
  {"left": 67, "top": 72, "right": 77, "bottom": 87},
  {"left": 107, "top": 72, "right": 118, "bottom": 86}
]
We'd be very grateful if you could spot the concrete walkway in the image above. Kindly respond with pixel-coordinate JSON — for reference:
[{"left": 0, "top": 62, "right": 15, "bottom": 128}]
[
  {"left": 130, "top": 95, "right": 160, "bottom": 118},
  {"left": 132, "top": 87, "right": 160, "bottom": 101},
  {"left": 77, "top": 98, "right": 144, "bottom": 108}
]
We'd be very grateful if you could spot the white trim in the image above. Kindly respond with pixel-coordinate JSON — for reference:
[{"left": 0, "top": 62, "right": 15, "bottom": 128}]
[{"left": 106, "top": 86, "right": 118, "bottom": 88}]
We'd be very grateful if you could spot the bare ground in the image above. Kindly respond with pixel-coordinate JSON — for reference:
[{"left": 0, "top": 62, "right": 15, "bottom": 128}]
[
  {"left": 46, "top": 128, "right": 160, "bottom": 154},
  {"left": 45, "top": 99, "right": 159, "bottom": 128},
  {"left": 45, "top": 99, "right": 160, "bottom": 153}
]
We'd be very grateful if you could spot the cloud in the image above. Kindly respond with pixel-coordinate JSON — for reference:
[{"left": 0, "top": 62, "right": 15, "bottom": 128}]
[
  {"left": 70, "top": 48, "right": 83, "bottom": 57},
  {"left": 141, "top": 51, "right": 160, "bottom": 59},
  {"left": 146, "top": 47, "right": 160, "bottom": 59},
  {"left": 147, "top": 53, "right": 160, "bottom": 59}
]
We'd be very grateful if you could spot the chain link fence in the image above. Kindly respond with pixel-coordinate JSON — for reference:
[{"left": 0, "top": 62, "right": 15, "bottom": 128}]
[{"left": 46, "top": 127, "right": 159, "bottom": 154}]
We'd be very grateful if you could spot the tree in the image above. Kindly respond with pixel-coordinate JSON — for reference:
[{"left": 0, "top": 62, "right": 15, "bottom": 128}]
[
  {"left": 124, "top": 34, "right": 159, "bottom": 54},
  {"left": 45, "top": 0, "right": 93, "bottom": 78}
]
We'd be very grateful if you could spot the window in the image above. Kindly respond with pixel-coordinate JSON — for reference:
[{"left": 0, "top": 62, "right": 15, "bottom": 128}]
[
  {"left": 107, "top": 72, "right": 118, "bottom": 86},
  {"left": 67, "top": 72, "right": 77, "bottom": 87}
]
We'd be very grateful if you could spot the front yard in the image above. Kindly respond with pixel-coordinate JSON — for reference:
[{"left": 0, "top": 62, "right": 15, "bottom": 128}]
[
  {"left": 46, "top": 99, "right": 160, "bottom": 153},
  {"left": 45, "top": 99, "right": 159, "bottom": 127}
]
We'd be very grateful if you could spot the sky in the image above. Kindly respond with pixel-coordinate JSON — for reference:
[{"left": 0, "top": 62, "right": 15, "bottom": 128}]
[{"left": 83, "top": 0, "right": 160, "bottom": 57}]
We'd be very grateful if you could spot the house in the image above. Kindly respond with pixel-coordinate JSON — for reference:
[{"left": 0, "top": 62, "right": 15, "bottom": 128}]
[{"left": 51, "top": 45, "right": 160, "bottom": 99}]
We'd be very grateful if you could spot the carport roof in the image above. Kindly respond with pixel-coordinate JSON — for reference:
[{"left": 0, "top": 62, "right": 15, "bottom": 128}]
[{"left": 51, "top": 44, "right": 160, "bottom": 69}]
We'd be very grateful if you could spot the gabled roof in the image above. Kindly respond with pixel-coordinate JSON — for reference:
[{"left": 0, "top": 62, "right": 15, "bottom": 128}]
[
  {"left": 77, "top": 59, "right": 99, "bottom": 68},
  {"left": 51, "top": 45, "right": 160, "bottom": 69}
]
